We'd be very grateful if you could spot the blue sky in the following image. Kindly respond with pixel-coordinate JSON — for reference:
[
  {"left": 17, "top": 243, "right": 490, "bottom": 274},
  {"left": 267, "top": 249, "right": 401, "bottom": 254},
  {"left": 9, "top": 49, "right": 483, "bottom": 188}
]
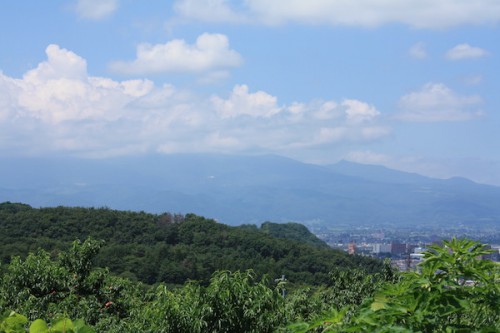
[{"left": 1, "top": 0, "right": 499, "bottom": 185}]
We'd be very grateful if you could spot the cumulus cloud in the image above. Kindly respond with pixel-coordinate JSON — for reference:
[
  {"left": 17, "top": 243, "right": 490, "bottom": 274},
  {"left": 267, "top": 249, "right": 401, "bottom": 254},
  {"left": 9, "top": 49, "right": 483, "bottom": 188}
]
[
  {"left": 210, "top": 89, "right": 389, "bottom": 149},
  {"left": 172, "top": 0, "right": 500, "bottom": 28},
  {"left": 0, "top": 45, "right": 156, "bottom": 155},
  {"left": 0, "top": 73, "right": 21, "bottom": 122},
  {"left": 343, "top": 99, "right": 380, "bottom": 124},
  {"left": 396, "top": 83, "right": 483, "bottom": 122},
  {"left": 0, "top": 45, "right": 389, "bottom": 158},
  {"left": 109, "top": 33, "right": 242, "bottom": 75},
  {"left": 445, "top": 43, "right": 489, "bottom": 60},
  {"left": 211, "top": 85, "right": 282, "bottom": 118},
  {"left": 14, "top": 44, "right": 154, "bottom": 125},
  {"left": 409, "top": 42, "right": 427, "bottom": 59},
  {"left": 76, "top": 0, "right": 118, "bottom": 20}
]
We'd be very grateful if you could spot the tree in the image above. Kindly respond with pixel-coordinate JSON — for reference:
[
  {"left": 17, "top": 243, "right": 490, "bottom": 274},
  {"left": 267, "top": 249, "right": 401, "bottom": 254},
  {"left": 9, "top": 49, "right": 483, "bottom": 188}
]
[
  {"left": 122, "top": 270, "right": 285, "bottom": 333},
  {"left": 290, "top": 237, "right": 500, "bottom": 332},
  {"left": 0, "top": 238, "right": 141, "bottom": 330}
]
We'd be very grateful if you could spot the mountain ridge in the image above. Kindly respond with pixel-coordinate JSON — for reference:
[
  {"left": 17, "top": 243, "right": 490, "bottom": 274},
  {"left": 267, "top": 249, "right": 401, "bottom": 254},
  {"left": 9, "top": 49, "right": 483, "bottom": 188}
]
[{"left": 1, "top": 153, "right": 499, "bottom": 227}]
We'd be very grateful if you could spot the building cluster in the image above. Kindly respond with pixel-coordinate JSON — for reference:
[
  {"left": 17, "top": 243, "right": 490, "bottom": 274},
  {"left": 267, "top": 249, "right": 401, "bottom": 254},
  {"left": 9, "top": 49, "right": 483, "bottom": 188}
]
[
  {"left": 346, "top": 241, "right": 428, "bottom": 270},
  {"left": 314, "top": 224, "right": 500, "bottom": 271}
]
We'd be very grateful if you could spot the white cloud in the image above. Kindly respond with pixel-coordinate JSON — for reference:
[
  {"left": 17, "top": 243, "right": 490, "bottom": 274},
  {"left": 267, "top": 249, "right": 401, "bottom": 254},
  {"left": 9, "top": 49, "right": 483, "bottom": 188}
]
[
  {"left": 445, "top": 43, "right": 489, "bottom": 60},
  {"left": 0, "top": 73, "right": 21, "bottom": 122},
  {"left": 409, "top": 42, "right": 427, "bottom": 59},
  {"left": 210, "top": 88, "right": 388, "bottom": 148},
  {"left": 343, "top": 99, "right": 380, "bottom": 124},
  {"left": 13, "top": 45, "right": 154, "bottom": 124},
  {"left": 314, "top": 127, "right": 348, "bottom": 144},
  {"left": 173, "top": 0, "right": 247, "bottom": 23},
  {"left": 0, "top": 45, "right": 389, "bottom": 158},
  {"left": 0, "top": 45, "right": 156, "bottom": 155},
  {"left": 211, "top": 85, "right": 282, "bottom": 118},
  {"left": 109, "top": 33, "right": 242, "bottom": 75},
  {"left": 76, "top": 0, "right": 118, "bottom": 20},
  {"left": 312, "top": 101, "right": 339, "bottom": 120},
  {"left": 25, "top": 44, "right": 87, "bottom": 83},
  {"left": 397, "top": 83, "right": 483, "bottom": 122},
  {"left": 172, "top": 0, "right": 500, "bottom": 28}
]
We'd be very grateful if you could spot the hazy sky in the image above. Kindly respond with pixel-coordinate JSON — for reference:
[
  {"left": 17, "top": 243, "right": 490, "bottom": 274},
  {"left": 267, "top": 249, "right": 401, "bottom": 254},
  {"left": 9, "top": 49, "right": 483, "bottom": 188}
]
[{"left": 1, "top": 1, "right": 499, "bottom": 185}]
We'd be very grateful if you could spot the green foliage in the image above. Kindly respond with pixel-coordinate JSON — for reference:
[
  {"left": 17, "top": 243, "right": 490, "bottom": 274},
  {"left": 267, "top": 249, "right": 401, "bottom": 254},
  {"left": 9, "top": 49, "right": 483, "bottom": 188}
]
[
  {"left": 282, "top": 260, "right": 396, "bottom": 330},
  {"left": 259, "top": 222, "right": 329, "bottom": 248},
  {"left": 0, "top": 311, "right": 27, "bottom": 333},
  {"left": 2, "top": 233, "right": 497, "bottom": 333},
  {"left": 0, "top": 312, "right": 94, "bottom": 333},
  {"left": 0, "top": 238, "right": 141, "bottom": 330},
  {"left": 121, "top": 270, "right": 285, "bottom": 333},
  {"left": 1, "top": 249, "right": 67, "bottom": 320},
  {"left": 0, "top": 217, "right": 389, "bottom": 332},
  {"left": 29, "top": 317, "right": 94, "bottom": 333},
  {"left": 289, "top": 237, "right": 500, "bottom": 333},
  {"left": 201, "top": 270, "right": 285, "bottom": 333},
  {"left": 0, "top": 203, "right": 384, "bottom": 286}
]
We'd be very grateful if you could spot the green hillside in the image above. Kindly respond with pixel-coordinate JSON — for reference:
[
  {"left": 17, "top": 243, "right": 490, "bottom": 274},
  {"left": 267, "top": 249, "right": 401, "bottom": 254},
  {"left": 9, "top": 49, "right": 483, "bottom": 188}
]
[
  {"left": 0, "top": 202, "right": 381, "bottom": 285},
  {"left": 260, "top": 221, "right": 329, "bottom": 248}
]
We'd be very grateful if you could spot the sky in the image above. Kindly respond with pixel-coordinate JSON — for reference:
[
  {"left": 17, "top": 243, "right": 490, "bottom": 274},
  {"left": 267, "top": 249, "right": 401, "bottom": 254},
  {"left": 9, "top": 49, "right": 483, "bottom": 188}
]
[{"left": 0, "top": 0, "right": 499, "bottom": 185}]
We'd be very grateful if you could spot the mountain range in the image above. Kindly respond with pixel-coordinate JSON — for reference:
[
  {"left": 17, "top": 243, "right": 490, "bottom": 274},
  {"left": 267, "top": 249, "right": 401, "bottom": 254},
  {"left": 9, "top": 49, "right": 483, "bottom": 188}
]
[{"left": 1, "top": 154, "right": 499, "bottom": 227}]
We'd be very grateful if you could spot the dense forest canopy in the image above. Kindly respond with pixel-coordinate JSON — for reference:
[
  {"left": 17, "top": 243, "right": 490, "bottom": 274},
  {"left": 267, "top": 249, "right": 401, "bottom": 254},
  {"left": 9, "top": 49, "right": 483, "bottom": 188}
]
[{"left": 0, "top": 202, "right": 381, "bottom": 286}]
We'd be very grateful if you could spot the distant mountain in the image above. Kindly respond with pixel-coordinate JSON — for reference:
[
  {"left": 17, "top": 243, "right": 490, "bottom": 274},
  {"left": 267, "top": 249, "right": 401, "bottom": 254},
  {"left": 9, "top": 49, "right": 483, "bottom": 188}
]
[
  {"left": 1, "top": 154, "right": 500, "bottom": 227},
  {"left": 325, "top": 160, "right": 431, "bottom": 184}
]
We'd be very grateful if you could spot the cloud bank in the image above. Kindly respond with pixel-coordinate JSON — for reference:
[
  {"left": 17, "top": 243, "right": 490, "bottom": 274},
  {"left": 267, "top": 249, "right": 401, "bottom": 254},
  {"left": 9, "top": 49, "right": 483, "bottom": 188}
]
[
  {"left": 0, "top": 45, "right": 388, "bottom": 158},
  {"left": 110, "top": 33, "right": 242, "bottom": 75},
  {"left": 173, "top": 0, "right": 500, "bottom": 28}
]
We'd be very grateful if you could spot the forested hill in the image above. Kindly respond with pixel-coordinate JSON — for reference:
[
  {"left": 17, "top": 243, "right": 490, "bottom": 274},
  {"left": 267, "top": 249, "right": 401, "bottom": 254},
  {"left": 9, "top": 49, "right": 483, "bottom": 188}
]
[
  {"left": 259, "top": 221, "right": 329, "bottom": 248},
  {"left": 0, "top": 202, "right": 380, "bottom": 285}
]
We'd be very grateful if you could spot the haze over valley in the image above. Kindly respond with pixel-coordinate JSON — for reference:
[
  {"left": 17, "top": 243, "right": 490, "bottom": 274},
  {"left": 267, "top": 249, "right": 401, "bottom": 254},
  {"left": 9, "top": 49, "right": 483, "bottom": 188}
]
[{"left": 2, "top": 154, "right": 499, "bottom": 230}]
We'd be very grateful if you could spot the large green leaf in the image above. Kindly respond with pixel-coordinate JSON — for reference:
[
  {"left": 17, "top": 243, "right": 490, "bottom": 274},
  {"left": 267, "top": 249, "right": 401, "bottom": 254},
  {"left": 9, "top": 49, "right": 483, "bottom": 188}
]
[
  {"left": 29, "top": 319, "right": 49, "bottom": 333},
  {"left": 50, "top": 319, "right": 75, "bottom": 333}
]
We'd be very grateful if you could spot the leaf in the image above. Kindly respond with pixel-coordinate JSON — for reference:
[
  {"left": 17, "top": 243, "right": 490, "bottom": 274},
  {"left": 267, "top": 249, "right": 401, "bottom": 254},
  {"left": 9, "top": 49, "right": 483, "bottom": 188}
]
[
  {"left": 73, "top": 319, "right": 95, "bottom": 333},
  {"left": 370, "top": 301, "right": 387, "bottom": 311},
  {"left": 51, "top": 318, "right": 75, "bottom": 333},
  {"left": 286, "top": 322, "right": 310, "bottom": 333},
  {"left": 371, "top": 294, "right": 388, "bottom": 311},
  {"left": 2, "top": 312, "right": 28, "bottom": 331},
  {"left": 29, "top": 319, "right": 49, "bottom": 333}
]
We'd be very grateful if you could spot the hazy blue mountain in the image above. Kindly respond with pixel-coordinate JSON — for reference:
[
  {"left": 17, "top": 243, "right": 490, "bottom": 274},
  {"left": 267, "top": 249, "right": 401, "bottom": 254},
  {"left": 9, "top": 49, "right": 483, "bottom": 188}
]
[
  {"left": 1, "top": 154, "right": 499, "bottom": 227},
  {"left": 325, "top": 160, "right": 431, "bottom": 184}
]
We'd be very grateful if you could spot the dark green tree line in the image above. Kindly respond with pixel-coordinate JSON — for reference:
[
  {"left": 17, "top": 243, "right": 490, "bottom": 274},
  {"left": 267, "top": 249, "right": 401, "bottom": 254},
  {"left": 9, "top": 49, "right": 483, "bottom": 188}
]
[{"left": 0, "top": 203, "right": 382, "bottom": 286}]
